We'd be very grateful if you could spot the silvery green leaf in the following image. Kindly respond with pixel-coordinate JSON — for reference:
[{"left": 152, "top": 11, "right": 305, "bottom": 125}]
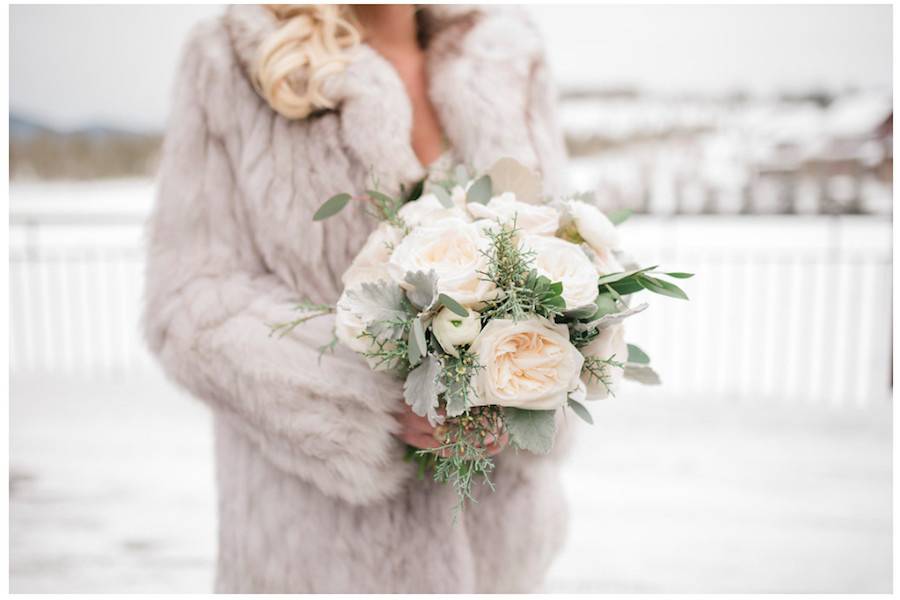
[
  {"left": 663, "top": 272, "right": 694, "bottom": 279},
  {"left": 487, "top": 157, "right": 543, "bottom": 204},
  {"left": 404, "top": 354, "right": 445, "bottom": 426},
  {"left": 403, "top": 270, "right": 439, "bottom": 311},
  {"left": 432, "top": 185, "right": 453, "bottom": 208},
  {"left": 624, "top": 365, "right": 662, "bottom": 385},
  {"left": 567, "top": 398, "right": 594, "bottom": 425},
  {"left": 572, "top": 302, "right": 648, "bottom": 332},
  {"left": 345, "top": 280, "right": 411, "bottom": 339},
  {"left": 565, "top": 302, "right": 599, "bottom": 320},
  {"left": 627, "top": 343, "right": 651, "bottom": 365},
  {"left": 466, "top": 175, "right": 493, "bottom": 204},
  {"left": 454, "top": 164, "right": 470, "bottom": 185},
  {"left": 313, "top": 193, "right": 351, "bottom": 221},
  {"left": 596, "top": 265, "right": 658, "bottom": 286},
  {"left": 502, "top": 407, "right": 556, "bottom": 454}
]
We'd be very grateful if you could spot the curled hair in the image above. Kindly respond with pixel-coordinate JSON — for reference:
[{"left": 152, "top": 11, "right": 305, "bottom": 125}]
[{"left": 253, "top": 4, "right": 362, "bottom": 119}]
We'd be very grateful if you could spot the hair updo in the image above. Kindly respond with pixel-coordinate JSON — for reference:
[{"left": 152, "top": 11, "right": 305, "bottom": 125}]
[{"left": 252, "top": 4, "right": 362, "bottom": 119}]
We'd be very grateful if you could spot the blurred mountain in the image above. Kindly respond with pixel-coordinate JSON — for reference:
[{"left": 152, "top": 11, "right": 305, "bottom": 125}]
[{"left": 10, "top": 112, "right": 161, "bottom": 180}]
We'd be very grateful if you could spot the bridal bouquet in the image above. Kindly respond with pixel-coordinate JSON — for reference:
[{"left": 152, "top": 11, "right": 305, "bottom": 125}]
[{"left": 272, "top": 157, "right": 692, "bottom": 512}]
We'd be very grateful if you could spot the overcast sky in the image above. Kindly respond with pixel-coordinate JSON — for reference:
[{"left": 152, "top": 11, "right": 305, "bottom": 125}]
[{"left": 10, "top": 4, "right": 892, "bottom": 131}]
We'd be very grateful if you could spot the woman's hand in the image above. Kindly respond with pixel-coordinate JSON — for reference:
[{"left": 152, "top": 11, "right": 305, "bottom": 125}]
[{"left": 395, "top": 403, "right": 509, "bottom": 458}]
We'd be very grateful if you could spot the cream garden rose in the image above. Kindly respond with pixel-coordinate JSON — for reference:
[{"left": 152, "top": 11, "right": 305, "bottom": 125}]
[
  {"left": 467, "top": 192, "right": 559, "bottom": 236},
  {"left": 580, "top": 323, "right": 628, "bottom": 400},
  {"left": 387, "top": 218, "right": 496, "bottom": 307},
  {"left": 341, "top": 223, "right": 402, "bottom": 286},
  {"left": 469, "top": 317, "right": 584, "bottom": 410},
  {"left": 432, "top": 307, "right": 482, "bottom": 357},
  {"left": 520, "top": 234, "right": 600, "bottom": 310},
  {"left": 398, "top": 191, "right": 469, "bottom": 228}
]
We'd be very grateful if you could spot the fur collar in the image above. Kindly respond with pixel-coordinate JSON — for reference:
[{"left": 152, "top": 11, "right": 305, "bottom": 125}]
[{"left": 223, "top": 5, "right": 547, "bottom": 186}]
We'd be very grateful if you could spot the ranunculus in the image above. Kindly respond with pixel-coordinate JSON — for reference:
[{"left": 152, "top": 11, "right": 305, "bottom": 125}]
[
  {"left": 387, "top": 218, "right": 496, "bottom": 307},
  {"left": 432, "top": 307, "right": 482, "bottom": 357},
  {"left": 342, "top": 223, "right": 403, "bottom": 286},
  {"left": 520, "top": 234, "right": 600, "bottom": 311},
  {"left": 398, "top": 191, "right": 469, "bottom": 228},
  {"left": 580, "top": 323, "right": 627, "bottom": 400},
  {"left": 469, "top": 317, "right": 584, "bottom": 410},
  {"left": 467, "top": 192, "right": 559, "bottom": 236},
  {"left": 565, "top": 200, "right": 622, "bottom": 274}
]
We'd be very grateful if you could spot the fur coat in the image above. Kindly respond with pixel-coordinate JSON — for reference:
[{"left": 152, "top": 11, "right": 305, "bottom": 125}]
[{"left": 143, "top": 4, "right": 573, "bottom": 593}]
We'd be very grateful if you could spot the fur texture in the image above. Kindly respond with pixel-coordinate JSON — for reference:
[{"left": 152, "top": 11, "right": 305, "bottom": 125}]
[{"left": 143, "top": 5, "right": 573, "bottom": 593}]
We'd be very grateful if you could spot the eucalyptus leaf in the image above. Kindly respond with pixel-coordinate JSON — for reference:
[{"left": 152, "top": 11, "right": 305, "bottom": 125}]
[
  {"left": 454, "top": 164, "right": 470, "bottom": 185},
  {"left": 639, "top": 275, "right": 690, "bottom": 300},
  {"left": 502, "top": 407, "right": 557, "bottom": 454},
  {"left": 626, "top": 343, "right": 651, "bottom": 365},
  {"left": 663, "top": 272, "right": 695, "bottom": 279},
  {"left": 466, "top": 175, "right": 493, "bottom": 205},
  {"left": 624, "top": 365, "right": 662, "bottom": 385},
  {"left": 432, "top": 185, "right": 453, "bottom": 208},
  {"left": 607, "top": 208, "right": 633, "bottom": 226},
  {"left": 403, "top": 270, "right": 439, "bottom": 310},
  {"left": 312, "top": 193, "right": 351, "bottom": 221},
  {"left": 404, "top": 355, "right": 446, "bottom": 426},
  {"left": 567, "top": 398, "right": 594, "bottom": 425},
  {"left": 437, "top": 293, "right": 469, "bottom": 317}
]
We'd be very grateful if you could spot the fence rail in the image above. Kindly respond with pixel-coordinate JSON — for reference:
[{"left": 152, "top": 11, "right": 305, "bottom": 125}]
[{"left": 9, "top": 207, "right": 892, "bottom": 408}]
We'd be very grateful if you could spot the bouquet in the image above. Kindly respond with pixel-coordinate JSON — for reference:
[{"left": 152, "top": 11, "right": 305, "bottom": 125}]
[{"left": 271, "top": 157, "right": 692, "bottom": 513}]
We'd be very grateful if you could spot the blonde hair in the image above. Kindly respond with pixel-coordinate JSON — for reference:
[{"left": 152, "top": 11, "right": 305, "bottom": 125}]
[{"left": 253, "top": 5, "right": 362, "bottom": 119}]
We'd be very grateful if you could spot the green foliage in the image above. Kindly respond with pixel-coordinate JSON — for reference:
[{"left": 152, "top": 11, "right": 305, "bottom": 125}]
[
  {"left": 502, "top": 407, "right": 557, "bottom": 454},
  {"left": 440, "top": 348, "right": 482, "bottom": 417},
  {"left": 606, "top": 208, "right": 633, "bottom": 225},
  {"left": 403, "top": 270, "right": 439, "bottom": 312},
  {"left": 437, "top": 293, "right": 468, "bottom": 317},
  {"left": 582, "top": 355, "right": 626, "bottom": 397},
  {"left": 624, "top": 364, "right": 662, "bottom": 385},
  {"left": 478, "top": 222, "right": 567, "bottom": 322},
  {"left": 627, "top": 343, "right": 651, "bottom": 365},
  {"left": 466, "top": 174, "right": 493, "bottom": 204},
  {"left": 597, "top": 266, "right": 693, "bottom": 301},
  {"left": 567, "top": 397, "right": 594, "bottom": 425},
  {"left": 344, "top": 281, "right": 412, "bottom": 340},
  {"left": 312, "top": 193, "right": 352, "bottom": 221},
  {"left": 407, "top": 317, "right": 428, "bottom": 366},
  {"left": 267, "top": 299, "right": 334, "bottom": 338}
]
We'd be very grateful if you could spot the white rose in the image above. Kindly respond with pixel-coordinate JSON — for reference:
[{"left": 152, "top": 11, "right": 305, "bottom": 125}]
[
  {"left": 567, "top": 200, "right": 621, "bottom": 252},
  {"left": 342, "top": 223, "right": 402, "bottom": 286},
  {"left": 387, "top": 218, "right": 496, "bottom": 307},
  {"left": 398, "top": 192, "right": 469, "bottom": 228},
  {"left": 469, "top": 317, "right": 585, "bottom": 410},
  {"left": 580, "top": 324, "right": 627, "bottom": 400},
  {"left": 520, "top": 234, "right": 600, "bottom": 311},
  {"left": 467, "top": 192, "right": 559, "bottom": 236},
  {"left": 432, "top": 307, "right": 482, "bottom": 357}
]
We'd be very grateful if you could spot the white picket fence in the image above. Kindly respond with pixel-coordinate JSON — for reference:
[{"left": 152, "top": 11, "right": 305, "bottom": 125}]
[{"left": 9, "top": 181, "right": 893, "bottom": 407}]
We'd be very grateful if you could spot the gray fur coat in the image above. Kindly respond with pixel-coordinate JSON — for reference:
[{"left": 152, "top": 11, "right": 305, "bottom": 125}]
[{"left": 143, "top": 4, "right": 572, "bottom": 593}]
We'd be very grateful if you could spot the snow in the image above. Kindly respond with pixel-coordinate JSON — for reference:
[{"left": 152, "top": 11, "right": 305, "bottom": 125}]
[{"left": 10, "top": 374, "right": 891, "bottom": 593}]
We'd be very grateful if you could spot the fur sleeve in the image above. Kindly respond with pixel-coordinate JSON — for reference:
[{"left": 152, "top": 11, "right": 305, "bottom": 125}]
[{"left": 142, "top": 20, "right": 410, "bottom": 506}]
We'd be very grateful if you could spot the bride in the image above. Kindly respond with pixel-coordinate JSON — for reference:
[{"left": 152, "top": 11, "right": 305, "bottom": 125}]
[{"left": 143, "top": 4, "right": 571, "bottom": 592}]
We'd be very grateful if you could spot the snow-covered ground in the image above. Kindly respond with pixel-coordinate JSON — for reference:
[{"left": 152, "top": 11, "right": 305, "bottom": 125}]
[{"left": 10, "top": 373, "right": 891, "bottom": 593}]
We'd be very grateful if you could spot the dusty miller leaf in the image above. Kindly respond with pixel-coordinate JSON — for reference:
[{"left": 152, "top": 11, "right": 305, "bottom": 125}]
[
  {"left": 572, "top": 302, "right": 648, "bottom": 332},
  {"left": 404, "top": 355, "right": 445, "bottom": 426},
  {"left": 502, "top": 407, "right": 557, "bottom": 454},
  {"left": 344, "top": 280, "right": 410, "bottom": 339},
  {"left": 466, "top": 174, "right": 493, "bottom": 204},
  {"left": 403, "top": 270, "right": 439, "bottom": 311},
  {"left": 624, "top": 365, "right": 662, "bottom": 385}
]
